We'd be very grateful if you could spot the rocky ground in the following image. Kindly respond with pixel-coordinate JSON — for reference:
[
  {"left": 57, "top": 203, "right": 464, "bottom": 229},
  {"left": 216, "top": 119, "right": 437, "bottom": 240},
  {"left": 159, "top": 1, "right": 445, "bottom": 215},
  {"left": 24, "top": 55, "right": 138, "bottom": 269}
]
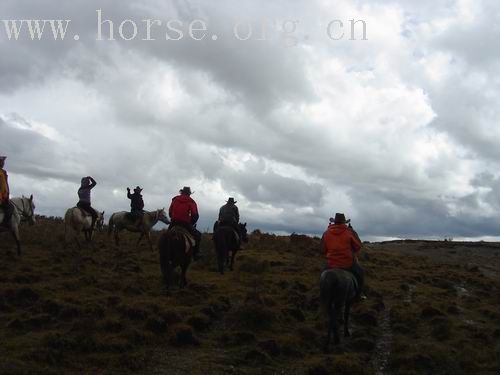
[{"left": 0, "top": 217, "right": 499, "bottom": 374}]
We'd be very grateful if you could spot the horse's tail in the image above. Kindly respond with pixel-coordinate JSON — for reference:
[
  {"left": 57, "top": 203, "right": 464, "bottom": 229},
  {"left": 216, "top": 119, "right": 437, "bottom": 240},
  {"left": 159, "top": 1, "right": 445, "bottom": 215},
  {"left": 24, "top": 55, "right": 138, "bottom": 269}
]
[
  {"left": 320, "top": 270, "right": 338, "bottom": 316},
  {"left": 214, "top": 228, "right": 231, "bottom": 273},
  {"left": 107, "top": 214, "right": 114, "bottom": 236},
  {"left": 63, "top": 208, "right": 73, "bottom": 246},
  {"left": 214, "top": 228, "right": 227, "bottom": 254}
]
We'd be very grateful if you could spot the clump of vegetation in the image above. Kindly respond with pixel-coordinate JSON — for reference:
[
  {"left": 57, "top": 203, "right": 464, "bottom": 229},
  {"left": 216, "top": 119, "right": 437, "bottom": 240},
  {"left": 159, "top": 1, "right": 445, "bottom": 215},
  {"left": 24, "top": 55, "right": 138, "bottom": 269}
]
[
  {"left": 169, "top": 324, "right": 199, "bottom": 346},
  {"left": 238, "top": 257, "right": 270, "bottom": 273},
  {"left": 227, "top": 303, "right": 275, "bottom": 331}
]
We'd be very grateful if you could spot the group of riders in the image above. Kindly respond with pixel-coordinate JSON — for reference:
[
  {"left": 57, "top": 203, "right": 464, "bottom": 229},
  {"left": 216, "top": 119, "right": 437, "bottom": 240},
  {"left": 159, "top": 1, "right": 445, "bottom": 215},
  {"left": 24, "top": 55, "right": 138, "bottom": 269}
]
[
  {"left": 0, "top": 155, "right": 366, "bottom": 300},
  {"left": 76, "top": 176, "right": 240, "bottom": 261}
]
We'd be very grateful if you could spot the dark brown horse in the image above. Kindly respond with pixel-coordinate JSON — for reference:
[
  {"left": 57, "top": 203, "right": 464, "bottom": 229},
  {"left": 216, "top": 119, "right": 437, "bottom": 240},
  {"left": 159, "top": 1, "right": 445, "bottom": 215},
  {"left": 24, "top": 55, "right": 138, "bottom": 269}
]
[
  {"left": 320, "top": 268, "right": 357, "bottom": 351},
  {"left": 213, "top": 222, "right": 248, "bottom": 274},
  {"left": 158, "top": 226, "right": 196, "bottom": 288}
]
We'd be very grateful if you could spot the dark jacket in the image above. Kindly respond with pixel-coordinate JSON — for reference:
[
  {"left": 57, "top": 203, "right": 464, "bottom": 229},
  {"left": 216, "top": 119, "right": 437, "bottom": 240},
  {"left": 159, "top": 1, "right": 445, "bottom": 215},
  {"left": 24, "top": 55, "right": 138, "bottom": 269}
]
[
  {"left": 219, "top": 203, "right": 239, "bottom": 224},
  {"left": 78, "top": 177, "right": 97, "bottom": 204},
  {"left": 128, "top": 191, "right": 144, "bottom": 211}
]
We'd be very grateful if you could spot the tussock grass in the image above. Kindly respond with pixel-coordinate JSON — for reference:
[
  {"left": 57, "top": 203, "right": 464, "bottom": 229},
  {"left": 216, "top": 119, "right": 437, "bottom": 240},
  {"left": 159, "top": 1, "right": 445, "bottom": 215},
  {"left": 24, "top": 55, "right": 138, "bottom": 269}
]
[{"left": 0, "top": 217, "right": 499, "bottom": 373}]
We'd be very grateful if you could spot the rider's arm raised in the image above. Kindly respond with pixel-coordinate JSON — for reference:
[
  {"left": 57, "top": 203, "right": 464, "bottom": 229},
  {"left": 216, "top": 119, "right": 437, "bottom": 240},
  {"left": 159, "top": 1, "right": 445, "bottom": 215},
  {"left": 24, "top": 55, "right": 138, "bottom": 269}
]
[{"left": 88, "top": 176, "right": 97, "bottom": 188}]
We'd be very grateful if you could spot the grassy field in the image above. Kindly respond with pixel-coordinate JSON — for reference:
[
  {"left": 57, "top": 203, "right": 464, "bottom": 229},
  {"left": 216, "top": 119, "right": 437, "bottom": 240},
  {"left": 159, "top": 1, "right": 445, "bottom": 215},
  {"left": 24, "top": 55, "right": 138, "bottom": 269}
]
[{"left": 1, "top": 217, "right": 499, "bottom": 374}]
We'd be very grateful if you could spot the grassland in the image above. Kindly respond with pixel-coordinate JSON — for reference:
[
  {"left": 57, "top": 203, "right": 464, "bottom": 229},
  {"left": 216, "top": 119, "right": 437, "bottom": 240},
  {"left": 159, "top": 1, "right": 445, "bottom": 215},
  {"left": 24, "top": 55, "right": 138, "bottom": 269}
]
[{"left": 1, "top": 217, "right": 499, "bottom": 374}]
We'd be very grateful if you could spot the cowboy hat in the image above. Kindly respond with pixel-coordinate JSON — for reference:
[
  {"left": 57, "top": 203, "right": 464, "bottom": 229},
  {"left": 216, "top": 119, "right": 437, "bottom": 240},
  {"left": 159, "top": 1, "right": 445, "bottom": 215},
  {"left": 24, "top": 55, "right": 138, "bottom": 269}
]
[
  {"left": 179, "top": 186, "right": 193, "bottom": 195},
  {"left": 134, "top": 186, "right": 143, "bottom": 192},
  {"left": 332, "top": 213, "right": 351, "bottom": 224},
  {"left": 0, "top": 156, "right": 6, "bottom": 161},
  {"left": 227, "top": 197, "right": 237, "bottom": 204}
]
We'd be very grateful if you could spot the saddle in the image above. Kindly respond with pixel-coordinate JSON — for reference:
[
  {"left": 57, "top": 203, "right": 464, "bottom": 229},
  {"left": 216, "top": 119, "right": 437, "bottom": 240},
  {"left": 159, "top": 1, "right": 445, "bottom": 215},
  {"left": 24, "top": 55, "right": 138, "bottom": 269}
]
[
  {"left": 126, "top": 212, "right": 142, "bottom": 223},
  {"left": 169, "top": 226, "right": 196, "bottom": 253},
  {"left": 221, "top": 226, "right": 240, "bottom": 243},
  {"left": 75, "top": 207, "right": 92, "bottom": 218}
]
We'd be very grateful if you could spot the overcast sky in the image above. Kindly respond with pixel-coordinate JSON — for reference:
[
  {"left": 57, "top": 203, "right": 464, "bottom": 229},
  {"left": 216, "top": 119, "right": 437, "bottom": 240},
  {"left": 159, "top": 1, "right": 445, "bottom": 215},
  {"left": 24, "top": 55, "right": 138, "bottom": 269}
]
[{"left": 1, "top": 0, "right": 500, "bottom": 239}]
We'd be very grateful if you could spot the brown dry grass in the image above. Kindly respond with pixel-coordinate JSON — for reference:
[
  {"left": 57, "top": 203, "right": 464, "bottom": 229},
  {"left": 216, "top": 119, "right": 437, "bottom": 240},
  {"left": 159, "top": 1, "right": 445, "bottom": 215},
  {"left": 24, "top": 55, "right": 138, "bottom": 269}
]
[{"left": 0, "top": 217, "right": 499, "bottom": 374}]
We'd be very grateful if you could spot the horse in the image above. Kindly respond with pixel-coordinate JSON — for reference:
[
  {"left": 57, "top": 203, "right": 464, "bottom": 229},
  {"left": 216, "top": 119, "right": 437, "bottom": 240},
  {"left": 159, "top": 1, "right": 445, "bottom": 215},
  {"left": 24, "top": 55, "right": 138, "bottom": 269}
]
[
  {"left": 108, "top": 209, "right": 168, "bottom": 251},
  {"left": 64, "top": 207, "right": 104, "bottom": 248},
  {"left": 0, "top": 195, "right": 36, "bottom": 255},
  {"left": 158, "top": 225, "right": 198, "bottom": 288},
  {"left": 320, "top": 268, "right": 357, "bottom": 351},
  {"left": 213, "top": 222, "right": 248, "bottom": 274}
]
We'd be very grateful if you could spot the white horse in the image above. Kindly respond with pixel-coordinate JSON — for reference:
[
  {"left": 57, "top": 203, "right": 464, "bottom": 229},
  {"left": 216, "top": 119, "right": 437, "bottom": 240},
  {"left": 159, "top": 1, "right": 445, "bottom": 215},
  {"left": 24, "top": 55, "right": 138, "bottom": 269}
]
[
  {"left": 64, "top": 207, "right": 104, "bottom": 248},
  {"left": 0, "top": 195, "right": 36, "bottom": 255},
  {"left": 108, "top": 209, "right": 168, "bottom": 251}
]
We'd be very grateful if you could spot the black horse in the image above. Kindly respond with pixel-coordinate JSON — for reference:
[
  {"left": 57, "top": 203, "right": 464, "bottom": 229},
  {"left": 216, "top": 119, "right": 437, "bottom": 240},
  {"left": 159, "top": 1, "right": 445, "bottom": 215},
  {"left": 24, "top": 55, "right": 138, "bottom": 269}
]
[
  {"left": 320, "top": 268, "right": 357, "bottom": 351},
  {"left": 213, "top": 222, "right": 248, "bottom": 274},
  {"left": 158, "top": 226, "right": 196, "bottom": 288}
]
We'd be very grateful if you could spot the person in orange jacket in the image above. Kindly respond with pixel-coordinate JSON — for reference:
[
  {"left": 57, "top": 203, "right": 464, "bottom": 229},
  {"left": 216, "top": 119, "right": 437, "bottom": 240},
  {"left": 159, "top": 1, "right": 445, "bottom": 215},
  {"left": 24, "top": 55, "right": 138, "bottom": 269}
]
[
  {"left": 321, "top": 212, "right": 365, "bottom": 300},
  {"left": 0, "top": 156, "right": 13, "bottom": 225}
]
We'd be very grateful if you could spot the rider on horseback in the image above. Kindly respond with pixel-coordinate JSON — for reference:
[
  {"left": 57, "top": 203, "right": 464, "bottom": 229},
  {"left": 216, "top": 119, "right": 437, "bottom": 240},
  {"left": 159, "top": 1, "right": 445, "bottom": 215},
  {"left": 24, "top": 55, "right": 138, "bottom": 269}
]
[
  {"left": 168, "top": 187, "right": 202, "bottom": 260},
  {"left": 76, "top": 176, "right": 98, "bottom": 234},
  {"left": 127, "top": 186, "right": 144, "bottom": 226},
  {"left": 0, "top": 156, "right": 13, "bottom": 225},
  {"left": 216, "top": 197, "right": 241, "bottom": 243},
  {"left": 322, "top": 213, "right": 366, "bottom": 301}
]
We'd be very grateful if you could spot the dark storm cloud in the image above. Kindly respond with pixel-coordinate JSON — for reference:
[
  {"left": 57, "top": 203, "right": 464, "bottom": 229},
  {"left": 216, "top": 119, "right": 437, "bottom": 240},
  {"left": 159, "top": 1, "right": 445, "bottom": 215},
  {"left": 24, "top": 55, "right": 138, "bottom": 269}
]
[{"left": 0, "top": 114, "right": 80, "bottom": 181}]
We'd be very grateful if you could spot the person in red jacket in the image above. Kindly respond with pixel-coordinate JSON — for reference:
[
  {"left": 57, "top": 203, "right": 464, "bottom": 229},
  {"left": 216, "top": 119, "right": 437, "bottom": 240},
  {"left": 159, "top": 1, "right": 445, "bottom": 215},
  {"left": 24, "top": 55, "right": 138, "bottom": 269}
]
[
  {"left": 168, "top": 186, "right": 201, "bottom": 259},
  {"left": 322, "top": 212, "right": 365, "bottom": 300}
]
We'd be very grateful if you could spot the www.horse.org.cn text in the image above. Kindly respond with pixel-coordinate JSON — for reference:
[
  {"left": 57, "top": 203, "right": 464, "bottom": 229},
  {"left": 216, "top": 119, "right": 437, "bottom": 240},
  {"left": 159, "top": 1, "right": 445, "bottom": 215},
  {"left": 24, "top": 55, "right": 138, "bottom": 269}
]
[{"left": 0, "top": 9, "right": 368, "bottom": 45}]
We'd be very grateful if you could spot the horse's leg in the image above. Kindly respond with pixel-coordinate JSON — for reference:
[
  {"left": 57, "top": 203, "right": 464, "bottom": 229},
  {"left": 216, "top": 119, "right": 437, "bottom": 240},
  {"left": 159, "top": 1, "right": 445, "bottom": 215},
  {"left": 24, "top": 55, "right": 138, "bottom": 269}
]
[
  {"left": 230, "top": 248, "right": 237, "bottom": 271},
  {"left": 181, "top": 251, "right": 192, "bottom": 288},
  {"left": 146, "top": 232, "right": 153, "bottom": 251},
  {"left": 64, "top": 224, "right": 68, "bottom": 249},
  {"left": 11, "top": 227, "right": 21, "bottom": 256},
  {"left": 159, "top": 247, "right": 169, "bottom": 287},
  {"left": 180, "top": 262, "right": 187, "bottom": 288},
  {"left": 217, "top": 247, "right": 224, "bottom": 275},
  {"left": 136, "top": 232, "right": 144, "bottom": 246},
  {"left": 75, "top": 235, "right": 82, "bottom": 251},
  {"left": 324, "top": 304, "right": 333, "bottom": 353},
  {"left": 166, "top": 262, "right": 173, "bottom": 289},
  {"left": 344, "top": 301, "right": 352, "bottom": 338},
  {"left": 215, "top": 234, "right": 226, "bottom": 275},
  {"left": 333, "top": 305, "right": 341, "bottom": 345}
]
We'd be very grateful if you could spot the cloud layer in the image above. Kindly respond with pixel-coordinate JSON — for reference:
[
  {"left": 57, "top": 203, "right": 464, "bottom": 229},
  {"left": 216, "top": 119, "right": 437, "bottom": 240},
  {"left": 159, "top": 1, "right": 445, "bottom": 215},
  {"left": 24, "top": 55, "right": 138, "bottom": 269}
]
[{"left": 1, "top": 0, "right": 500, "bottom": 239}]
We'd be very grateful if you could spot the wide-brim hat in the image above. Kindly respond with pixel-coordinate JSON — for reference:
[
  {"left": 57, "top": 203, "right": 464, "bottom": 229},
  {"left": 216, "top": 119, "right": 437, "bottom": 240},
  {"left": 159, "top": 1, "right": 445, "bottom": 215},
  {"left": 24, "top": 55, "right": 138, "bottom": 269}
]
[
  {"left": 332, "top": 213, "right": 350, "bottom": 224},
  {"left": 134, "top": 186, "right": 143, "bottom": 192},
  {"left": 0, "top": 156, "right": 7, "bottom": 161},
  {"left": 179, "top": 186, "right": 193, "bottom": 195},
  {"left": 227, "top": 197, "right": 237, "bottom": 204}
]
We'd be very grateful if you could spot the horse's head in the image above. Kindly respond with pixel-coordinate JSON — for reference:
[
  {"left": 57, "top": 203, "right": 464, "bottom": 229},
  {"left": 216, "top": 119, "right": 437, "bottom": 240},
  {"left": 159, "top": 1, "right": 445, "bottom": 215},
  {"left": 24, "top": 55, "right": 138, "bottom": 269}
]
[
  {"left": 158, "top": 208, "right": 170, "bottom": 225},
  {"left": 239, "top": 222, "right": 249, "bottom": 243},
  {"left": 22, "top": 195, "right": 36, "bottom": 225}
]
